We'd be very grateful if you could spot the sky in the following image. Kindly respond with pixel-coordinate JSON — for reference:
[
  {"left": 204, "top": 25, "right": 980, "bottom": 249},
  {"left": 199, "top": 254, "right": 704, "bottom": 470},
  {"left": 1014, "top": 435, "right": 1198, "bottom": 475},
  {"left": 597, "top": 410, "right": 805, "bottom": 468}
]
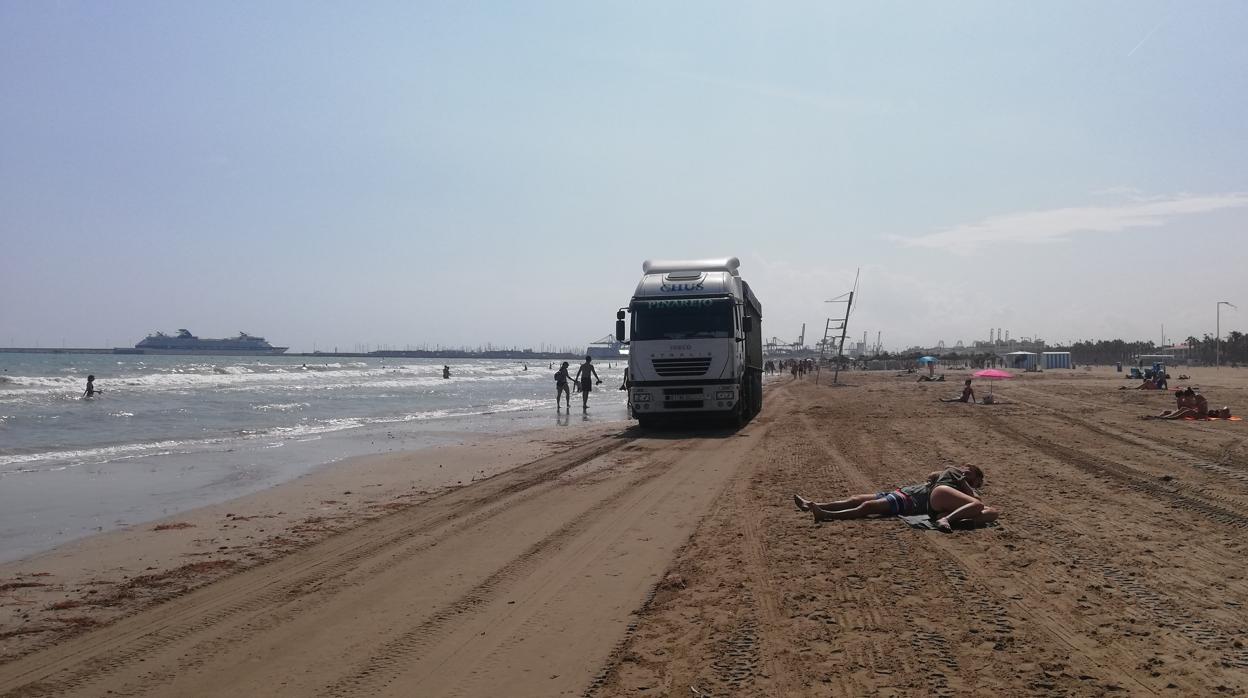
[{"left": 3, "top": 1, "right": 1246, "bottom": 353}]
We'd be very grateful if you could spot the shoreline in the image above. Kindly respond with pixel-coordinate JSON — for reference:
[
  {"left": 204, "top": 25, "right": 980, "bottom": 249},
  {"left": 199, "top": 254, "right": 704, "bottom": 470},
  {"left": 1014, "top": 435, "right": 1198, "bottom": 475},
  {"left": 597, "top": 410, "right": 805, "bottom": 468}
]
[
  {"left": 1, "top": 373, "right": 631, "bottom": 565},
  {"left": 0, "top": 418, "right": 627, "bottom": 662}
]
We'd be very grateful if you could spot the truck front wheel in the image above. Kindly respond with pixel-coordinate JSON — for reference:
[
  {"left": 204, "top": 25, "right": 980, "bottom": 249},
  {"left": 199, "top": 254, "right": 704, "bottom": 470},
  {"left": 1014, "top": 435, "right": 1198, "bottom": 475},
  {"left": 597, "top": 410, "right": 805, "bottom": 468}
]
[{"left": 735, "top": 379, "right": 752, "bottom": 426}]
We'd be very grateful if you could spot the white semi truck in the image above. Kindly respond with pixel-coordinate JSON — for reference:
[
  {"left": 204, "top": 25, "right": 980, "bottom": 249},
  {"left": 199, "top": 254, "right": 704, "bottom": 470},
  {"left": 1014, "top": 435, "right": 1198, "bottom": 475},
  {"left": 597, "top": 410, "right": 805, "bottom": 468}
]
[{"left": 614, "top": 258, "right": 763, "bottom": 427}]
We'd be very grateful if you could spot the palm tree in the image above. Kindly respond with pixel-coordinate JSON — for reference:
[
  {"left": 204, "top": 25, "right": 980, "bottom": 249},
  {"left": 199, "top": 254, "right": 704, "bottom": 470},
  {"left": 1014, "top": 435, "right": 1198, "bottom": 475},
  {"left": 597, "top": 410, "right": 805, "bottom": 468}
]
[{"left": 1228, "top": 330, "right": 1245, "bottom": 365}]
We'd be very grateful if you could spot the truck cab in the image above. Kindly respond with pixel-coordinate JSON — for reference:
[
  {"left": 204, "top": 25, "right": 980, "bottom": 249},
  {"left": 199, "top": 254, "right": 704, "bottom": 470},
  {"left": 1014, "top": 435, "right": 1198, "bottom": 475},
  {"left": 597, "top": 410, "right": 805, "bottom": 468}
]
[{"left": 616, "top": 258, "right": 763, "bottom": 426}]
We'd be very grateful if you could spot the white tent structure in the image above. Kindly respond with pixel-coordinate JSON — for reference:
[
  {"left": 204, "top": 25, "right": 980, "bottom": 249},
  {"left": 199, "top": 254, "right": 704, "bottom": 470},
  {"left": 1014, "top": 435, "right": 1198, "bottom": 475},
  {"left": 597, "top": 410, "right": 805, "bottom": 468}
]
[{"left": 1004, "top": 351, "right": 1038, "bottom": 371}]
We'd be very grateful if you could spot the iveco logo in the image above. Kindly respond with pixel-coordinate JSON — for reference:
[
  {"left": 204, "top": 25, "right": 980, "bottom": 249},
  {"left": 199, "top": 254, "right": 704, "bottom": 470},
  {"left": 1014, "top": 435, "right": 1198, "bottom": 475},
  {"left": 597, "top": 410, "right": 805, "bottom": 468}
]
[{"left": 670, "top": 344, "right": 692, "bottom": 350}]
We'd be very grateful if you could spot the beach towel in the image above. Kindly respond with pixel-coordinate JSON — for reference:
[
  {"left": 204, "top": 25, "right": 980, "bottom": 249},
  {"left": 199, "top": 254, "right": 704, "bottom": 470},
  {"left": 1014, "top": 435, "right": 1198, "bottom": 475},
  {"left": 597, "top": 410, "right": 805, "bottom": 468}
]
[
  {"left": 898, "top": 514, "right": 996, "bottom": 530},
  {"left": 1181, "top": 416, "right": 1243, "bottom": 421},
  {"left": 899, "top": 514, "right": 938, "bottom": 530}
]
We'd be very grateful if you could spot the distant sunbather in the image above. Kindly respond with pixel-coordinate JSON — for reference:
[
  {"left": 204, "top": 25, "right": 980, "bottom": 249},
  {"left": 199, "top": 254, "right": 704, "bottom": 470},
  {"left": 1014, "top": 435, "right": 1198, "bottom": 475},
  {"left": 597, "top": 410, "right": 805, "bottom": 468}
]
[
  {"left": 939, "top": 379, "right": 975, "bottom": 403},
  {"left": 793, "top": 465, "right": 998, "bottom": 533},
  {"left": 917, "top": 374, "right": 945, "bottom": 382},
  {"left": 1144, "top": 388, "right": 1209, "bottom": 419}
]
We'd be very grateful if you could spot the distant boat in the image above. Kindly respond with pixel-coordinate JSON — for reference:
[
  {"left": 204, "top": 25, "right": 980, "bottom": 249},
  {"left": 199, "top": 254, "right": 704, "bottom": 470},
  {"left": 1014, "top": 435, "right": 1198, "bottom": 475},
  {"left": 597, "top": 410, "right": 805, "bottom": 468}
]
[
  {"left": 119, "top": 329, "right": 288, "bottom": 355},
  {"left": 586, "top": 334, "right": 628, "bottom": 360}
]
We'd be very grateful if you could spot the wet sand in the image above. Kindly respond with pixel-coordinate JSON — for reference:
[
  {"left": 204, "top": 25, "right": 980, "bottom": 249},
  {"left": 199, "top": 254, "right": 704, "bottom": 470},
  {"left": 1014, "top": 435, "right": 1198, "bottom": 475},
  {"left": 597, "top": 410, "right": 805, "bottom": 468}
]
[{"left": 2, "top": 367, "right": 1247, "bottom": 696}]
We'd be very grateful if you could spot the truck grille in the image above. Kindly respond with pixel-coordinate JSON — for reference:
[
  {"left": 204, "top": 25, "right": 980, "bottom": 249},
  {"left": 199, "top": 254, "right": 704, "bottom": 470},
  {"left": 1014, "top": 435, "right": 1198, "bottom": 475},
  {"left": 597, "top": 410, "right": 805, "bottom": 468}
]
[{"left": 651, "top": 357, "right": 711, "bottom": 377}]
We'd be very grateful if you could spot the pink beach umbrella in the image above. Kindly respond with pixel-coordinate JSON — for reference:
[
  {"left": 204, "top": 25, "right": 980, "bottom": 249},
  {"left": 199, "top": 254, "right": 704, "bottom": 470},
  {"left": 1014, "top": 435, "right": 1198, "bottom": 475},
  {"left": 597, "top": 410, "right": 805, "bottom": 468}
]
[{"left": 972, "top": 369, "right": 1014, "bottom": 399}]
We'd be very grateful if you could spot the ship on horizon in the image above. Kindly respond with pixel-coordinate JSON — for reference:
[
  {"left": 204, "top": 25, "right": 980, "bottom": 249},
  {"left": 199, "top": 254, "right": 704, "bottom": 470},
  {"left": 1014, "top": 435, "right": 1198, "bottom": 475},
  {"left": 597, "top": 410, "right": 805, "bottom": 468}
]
[
  {"left": 585, "top": 334, "right": 628, "bottom": 361},
  {"left": 117, "top": 329, "right": 288, "bottom": 355}
]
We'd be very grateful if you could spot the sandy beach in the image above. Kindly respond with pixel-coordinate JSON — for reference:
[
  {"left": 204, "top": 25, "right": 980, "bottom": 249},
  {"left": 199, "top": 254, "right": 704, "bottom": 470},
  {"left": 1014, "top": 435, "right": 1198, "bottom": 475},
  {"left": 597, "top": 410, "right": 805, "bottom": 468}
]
[{"left": 3, "top": 367, "right": 1248, "bottom": 696}]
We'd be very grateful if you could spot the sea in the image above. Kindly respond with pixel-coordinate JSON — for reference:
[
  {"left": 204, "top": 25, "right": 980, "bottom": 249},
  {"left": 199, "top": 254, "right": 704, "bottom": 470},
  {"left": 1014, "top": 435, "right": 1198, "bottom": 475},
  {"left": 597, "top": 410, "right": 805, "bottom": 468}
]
[{"left": 0, "top": 353, "right": 628, "bottom": 563}]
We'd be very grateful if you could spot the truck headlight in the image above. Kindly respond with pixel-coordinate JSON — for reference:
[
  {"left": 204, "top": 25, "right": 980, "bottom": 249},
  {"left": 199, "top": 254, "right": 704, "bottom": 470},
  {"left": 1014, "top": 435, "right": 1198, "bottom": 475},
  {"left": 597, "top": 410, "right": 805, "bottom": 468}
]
[{"left": 715, "top": 390, "right": 734, "bottom": 400}]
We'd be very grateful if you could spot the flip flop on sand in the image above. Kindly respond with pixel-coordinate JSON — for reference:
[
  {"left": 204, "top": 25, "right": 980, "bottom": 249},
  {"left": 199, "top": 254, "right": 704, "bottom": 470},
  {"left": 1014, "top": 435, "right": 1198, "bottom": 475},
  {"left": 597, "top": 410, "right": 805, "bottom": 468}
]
[{"left": 793, "top": 494, "right": 811, "bottom": 511}]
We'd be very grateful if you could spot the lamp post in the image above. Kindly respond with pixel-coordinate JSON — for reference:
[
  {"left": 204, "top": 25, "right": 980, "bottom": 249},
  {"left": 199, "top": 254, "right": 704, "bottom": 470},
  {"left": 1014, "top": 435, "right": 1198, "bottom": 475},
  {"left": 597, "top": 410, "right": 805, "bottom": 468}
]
[{"left": 1217, "top": 301, "right": 1237, "bottom": 368}]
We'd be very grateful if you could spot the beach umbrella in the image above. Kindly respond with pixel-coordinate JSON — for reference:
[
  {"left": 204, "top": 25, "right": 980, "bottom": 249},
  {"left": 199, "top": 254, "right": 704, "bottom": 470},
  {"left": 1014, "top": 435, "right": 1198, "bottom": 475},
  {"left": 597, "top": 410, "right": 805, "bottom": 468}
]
[
  {"left": 917, "top": 356, "right": 938, "bottom": 363},
  {"left": 973, "top": 369, "right": 1014, "bottom": 399}
]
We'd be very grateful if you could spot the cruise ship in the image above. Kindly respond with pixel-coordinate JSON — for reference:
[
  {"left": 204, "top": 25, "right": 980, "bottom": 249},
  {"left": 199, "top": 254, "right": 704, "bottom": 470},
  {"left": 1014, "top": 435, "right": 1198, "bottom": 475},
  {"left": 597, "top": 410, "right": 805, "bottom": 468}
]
[
  {"left": 585, "top": 335, "right": 628, "bottom": 361},
  {"left": 118, "top": 329, "right": 289, "bottom": 355}
]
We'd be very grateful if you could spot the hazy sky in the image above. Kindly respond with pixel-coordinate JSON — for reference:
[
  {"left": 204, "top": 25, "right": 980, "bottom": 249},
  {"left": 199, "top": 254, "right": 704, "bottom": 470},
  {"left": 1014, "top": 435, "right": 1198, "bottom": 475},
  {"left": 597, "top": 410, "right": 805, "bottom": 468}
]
[{"left": 3, "top": 1, "right": 1246, "bottom": 352}]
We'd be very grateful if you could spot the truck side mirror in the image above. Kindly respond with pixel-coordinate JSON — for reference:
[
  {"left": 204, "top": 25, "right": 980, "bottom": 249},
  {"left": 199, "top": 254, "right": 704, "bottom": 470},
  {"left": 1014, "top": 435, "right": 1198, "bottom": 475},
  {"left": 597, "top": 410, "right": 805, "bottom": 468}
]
[
  {"left": 616, "top": 310, "right": 626, "bottom": 321},
  {"left": 615, "top": 319, "right": 626, "bottom": 342},
  {"left": 743, "top": 316, "right": 753, "bottom": 333}
]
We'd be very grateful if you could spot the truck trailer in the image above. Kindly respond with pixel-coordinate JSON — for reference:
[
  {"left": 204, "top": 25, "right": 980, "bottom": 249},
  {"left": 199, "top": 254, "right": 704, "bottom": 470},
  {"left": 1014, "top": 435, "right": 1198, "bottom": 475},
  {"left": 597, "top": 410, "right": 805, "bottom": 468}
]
[{"left": 615, "top": 257, "right": 763, "bottom": 427}]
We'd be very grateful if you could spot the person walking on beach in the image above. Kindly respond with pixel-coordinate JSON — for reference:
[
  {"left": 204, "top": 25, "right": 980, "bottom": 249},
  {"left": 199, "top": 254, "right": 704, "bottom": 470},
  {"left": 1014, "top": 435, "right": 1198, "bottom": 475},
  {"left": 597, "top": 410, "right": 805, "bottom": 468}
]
[
  {"left": 82, "top": 374, "right": 101, "bottom": 398},
  {"left": 573, "top": 356, "right": 602, "bottom": 411},
  {"left": 554, "top": 361, "right": 573, "bottom": 410},
  {"left": 793, "top": 465, "right": 998, "bottom": 533}
]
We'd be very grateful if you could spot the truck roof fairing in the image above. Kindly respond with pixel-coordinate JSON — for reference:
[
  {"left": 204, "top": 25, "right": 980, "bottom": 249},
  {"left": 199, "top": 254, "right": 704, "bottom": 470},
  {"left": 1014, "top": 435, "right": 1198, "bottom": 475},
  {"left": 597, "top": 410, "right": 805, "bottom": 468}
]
[
  {"left": 642, "top": 258, "right": 740, "bottom": 276},
  {"left": 633, "top": 271, "right": 738, "bottom": 299}
]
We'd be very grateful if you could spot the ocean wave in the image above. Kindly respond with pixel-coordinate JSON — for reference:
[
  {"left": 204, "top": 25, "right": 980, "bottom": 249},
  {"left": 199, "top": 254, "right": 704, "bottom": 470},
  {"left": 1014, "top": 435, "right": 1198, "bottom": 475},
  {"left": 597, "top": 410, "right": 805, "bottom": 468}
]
[
  {"left": 0, "top": 395, "right": 551, "bottom": 473},
  {"left": 0, "top": 361, "right": 555, "bottom": 398},
  {"left": 0, "top": 438, "right": 203, "bottom": 471}
]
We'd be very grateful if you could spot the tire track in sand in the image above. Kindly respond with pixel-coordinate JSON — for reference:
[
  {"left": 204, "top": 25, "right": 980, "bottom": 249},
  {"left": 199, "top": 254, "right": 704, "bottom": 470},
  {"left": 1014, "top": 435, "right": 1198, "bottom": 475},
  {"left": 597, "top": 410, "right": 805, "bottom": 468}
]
[
  {"left": 317, "top": 457, "right": 675, "bottom": 697},
  {"left": 984, "top": 415, "right": 1248, "bottom": 531},
  {"left": 0, "top": 434, "right": 632, "bottom": 698},
  {"left": 324, "top": 420, "right": 769, "bottom": 697},
  {"left": 1004, "top": 387, "right": 1248, "bottom": 491},
  {"left": 948, "top": 415, "right": 1248, "bottom": 676}
]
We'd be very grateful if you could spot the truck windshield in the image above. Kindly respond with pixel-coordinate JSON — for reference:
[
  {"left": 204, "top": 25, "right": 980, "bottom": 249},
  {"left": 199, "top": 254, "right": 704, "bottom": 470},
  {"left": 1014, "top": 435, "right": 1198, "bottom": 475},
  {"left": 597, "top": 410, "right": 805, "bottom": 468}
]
[{"left": 631, "top": 298, "right": 734, "bottom": 340}]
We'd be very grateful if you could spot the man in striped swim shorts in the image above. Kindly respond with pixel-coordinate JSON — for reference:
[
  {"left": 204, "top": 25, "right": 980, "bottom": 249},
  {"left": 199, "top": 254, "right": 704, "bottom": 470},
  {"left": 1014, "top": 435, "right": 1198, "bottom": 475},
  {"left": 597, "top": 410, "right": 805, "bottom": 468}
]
[{"left": 794, "top": 465, "right": 998, "bottom": 532}]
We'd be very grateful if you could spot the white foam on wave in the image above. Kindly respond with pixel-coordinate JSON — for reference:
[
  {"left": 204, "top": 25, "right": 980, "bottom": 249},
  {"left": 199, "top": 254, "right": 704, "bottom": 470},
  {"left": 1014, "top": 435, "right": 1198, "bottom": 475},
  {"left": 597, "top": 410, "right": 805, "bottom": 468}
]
[
  {"left": 252, "top": 402, "right": 309, "bottom": 412},
  {"left": 0, "top": 359, "right": 553, "bottom": 399}
]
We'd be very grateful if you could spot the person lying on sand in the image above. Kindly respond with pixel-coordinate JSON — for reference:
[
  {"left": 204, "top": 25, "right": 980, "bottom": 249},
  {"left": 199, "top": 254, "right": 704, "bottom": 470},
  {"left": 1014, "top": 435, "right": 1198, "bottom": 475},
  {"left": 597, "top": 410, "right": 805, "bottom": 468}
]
[
  {"left": 917, "top": 374, "right": 945, "bottom": 382},
  {"left": 1120, "top": 378, "right": 1161, "bottom": 390},
  {"left": 939, "top": 379, "right": 975, "bottom": 403},
  {"left": 793, "top": 465, "right": 999, "bottom": 533}
]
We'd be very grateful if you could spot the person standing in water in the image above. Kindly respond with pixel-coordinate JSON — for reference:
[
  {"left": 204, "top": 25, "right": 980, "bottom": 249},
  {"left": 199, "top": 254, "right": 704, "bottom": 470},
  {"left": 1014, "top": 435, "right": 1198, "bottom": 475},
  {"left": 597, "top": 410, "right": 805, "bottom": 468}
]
[
  {"left": 573, "top": 356, "right": 602, "bottom": 411},
  {"left": 82, "top": 374, "right": 101, "bottom": 398},
  {"left": 554, "top": 361, "right": 573, "bottom": 410},
  {"left": 442, "top": 365, "right": 450, "bottom": 379}
]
